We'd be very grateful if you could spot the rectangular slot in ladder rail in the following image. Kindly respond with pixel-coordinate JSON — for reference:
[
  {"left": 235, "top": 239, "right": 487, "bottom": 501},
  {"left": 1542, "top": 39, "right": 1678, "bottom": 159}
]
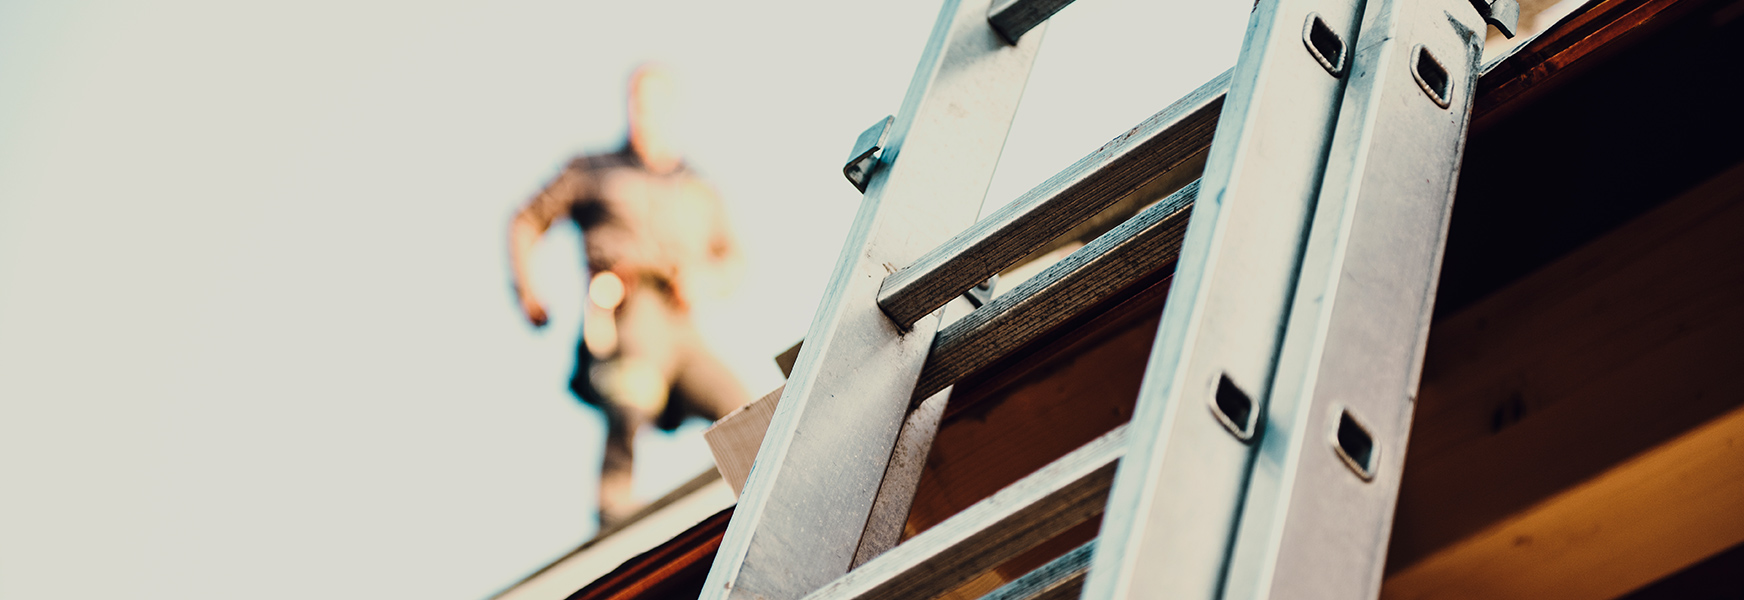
[
  {"left": 876, "top": 72, "right": 1229, "bottom": 329},
  {"left": 800, "top": 426, "right": 1128, "bottom": 600}
]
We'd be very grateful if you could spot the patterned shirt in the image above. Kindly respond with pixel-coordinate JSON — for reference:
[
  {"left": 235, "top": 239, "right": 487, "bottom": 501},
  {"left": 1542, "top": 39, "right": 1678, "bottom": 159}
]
[{"left": 516, "top": 147, "right": 739, "bottom": 302}]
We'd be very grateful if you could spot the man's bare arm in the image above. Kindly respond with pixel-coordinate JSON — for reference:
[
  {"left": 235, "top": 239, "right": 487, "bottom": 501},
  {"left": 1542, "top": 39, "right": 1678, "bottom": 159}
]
[
  {"left": 509, "top": 166, "right": 590, "bottom": 327},
  {"left": 706, "top": 190, "right": 746, "bottom": 297},
  {"left": 674, "top": 184, "right": 745, "bottom": 306}
]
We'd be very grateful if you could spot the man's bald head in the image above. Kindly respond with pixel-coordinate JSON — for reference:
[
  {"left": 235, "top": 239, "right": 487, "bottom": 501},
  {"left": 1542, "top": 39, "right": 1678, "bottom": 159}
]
[{"left": 628, "top": 63, "right": 683, "bottom": 174}]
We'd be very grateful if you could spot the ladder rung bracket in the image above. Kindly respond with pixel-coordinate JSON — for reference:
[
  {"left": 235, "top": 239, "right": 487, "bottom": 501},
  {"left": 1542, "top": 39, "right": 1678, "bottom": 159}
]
[
  {"left": 980, "top": 540, "right": 1094, "bottom": 600},
  {"left": 988, "top": 0, "right": 1075, "bottom": 44},
  {"left": 876, "top": 73, "right": 1228, "bottom": 329},
  {"left": 912, "top": 181, "right": 1198, "bottom": 402},
  {"left": 800, "top": 426, "right": 1128, "bottom": 600}
]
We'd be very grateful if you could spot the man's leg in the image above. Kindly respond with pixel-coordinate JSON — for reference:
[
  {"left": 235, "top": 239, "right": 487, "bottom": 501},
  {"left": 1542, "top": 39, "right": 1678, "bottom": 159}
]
[
  {"left": 598, "top": 400, "right": 654, "bottom": 531},
  {"left": 591, "top": 284, "right": 682, "bottom": 528},
  {"left": 669, "top": 316, "right": 750, "bottom": 422}
]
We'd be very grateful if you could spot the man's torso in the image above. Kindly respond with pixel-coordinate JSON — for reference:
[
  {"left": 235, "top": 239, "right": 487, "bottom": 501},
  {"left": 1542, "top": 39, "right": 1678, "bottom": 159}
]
[{"left": 566, "top": 151, "right": 725, "bottom": 282}]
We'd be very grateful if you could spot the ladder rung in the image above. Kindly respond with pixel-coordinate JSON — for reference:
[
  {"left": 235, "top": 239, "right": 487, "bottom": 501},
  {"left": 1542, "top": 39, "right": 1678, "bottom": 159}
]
[
  {"left": 980, "top": 540, "right": 1093, "bottom": 600},
  {"left": 912, "top": 180, "right": 1198, "bottom": 402},
  {"left": 876, "top": 72, "right": 1229, "bottom": 329},
  {"left": 800, "top": 425, "right": 1128, "bottom": 600}
]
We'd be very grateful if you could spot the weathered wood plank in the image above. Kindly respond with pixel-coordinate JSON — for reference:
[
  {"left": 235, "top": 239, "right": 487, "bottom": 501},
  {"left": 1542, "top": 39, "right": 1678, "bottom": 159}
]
[
  {"left": 906, "top": 301, "right": 1159, "bottom": 540},
  {"left": 978, "top": 541, "right": 1092, "bottom": 600},
  {"left": 702, "top": 386, "right": 783, "bottom": 496},
  {"left": 913, "top": 181, "right": 1195, "bottom": 402}
]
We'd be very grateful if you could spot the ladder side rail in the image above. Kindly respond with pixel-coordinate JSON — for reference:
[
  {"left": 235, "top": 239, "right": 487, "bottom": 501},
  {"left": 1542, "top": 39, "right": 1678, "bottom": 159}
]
[
  {"left": 877, "top": 73, "right": 1228, "bottom": 328},
  {"left": 913, "top": 180, "right": 1198, "bottom": 402},
  {"left": 699, "top": 1, "right": 1045, "bottom": 597},
  {"left": 801, "top": 426, "right": 1129, "bottom": 600},
  {"left": 980, "top": 541, "right": 1094, "bottom": 600},
  {"left": 1221, "top": 0, "right": 1485, "bottom": 596},
  {"left": 1083, "top": 0, "right": 1370, "bottom": 595}
]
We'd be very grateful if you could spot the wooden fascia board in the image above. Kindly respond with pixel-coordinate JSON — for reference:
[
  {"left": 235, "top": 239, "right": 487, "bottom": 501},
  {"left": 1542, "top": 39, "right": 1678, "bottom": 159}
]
[{"left": 1382, "top": 404, "right": 1744, "bottom": 600}]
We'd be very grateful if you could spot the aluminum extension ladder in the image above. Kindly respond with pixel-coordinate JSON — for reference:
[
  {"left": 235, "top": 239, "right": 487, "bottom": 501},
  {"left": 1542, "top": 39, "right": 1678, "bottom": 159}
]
[{"left": 703, "top": 0, "right": 1516, "bottom": 595}]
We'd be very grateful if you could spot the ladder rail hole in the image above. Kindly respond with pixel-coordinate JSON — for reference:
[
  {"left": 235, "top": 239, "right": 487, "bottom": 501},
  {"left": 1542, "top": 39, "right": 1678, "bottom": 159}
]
[
  {"left": 1304, "top": 13, "right": 1348, "bottom": 77},
  {"left": 1333, "top": 409, "right": 1378, "bottom": 480},
  {"left": 1211, "top": 374, "right": 1258, "bottom": 441},
  {"left": 1412, "top": 44, "right": 1453, "bottom": 108}
]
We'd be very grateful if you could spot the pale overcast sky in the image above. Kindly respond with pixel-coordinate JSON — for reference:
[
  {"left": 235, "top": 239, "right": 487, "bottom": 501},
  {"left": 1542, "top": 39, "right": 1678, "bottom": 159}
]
[{"left": 0, "top": 1, "right": 1247, "bottom": 598}]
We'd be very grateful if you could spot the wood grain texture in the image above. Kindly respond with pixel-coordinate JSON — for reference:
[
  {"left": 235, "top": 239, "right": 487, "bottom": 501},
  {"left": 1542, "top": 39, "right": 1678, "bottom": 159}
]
[
  {"left": 906, "top": 305, "right": 1159, "bottom": 539},
  {"left": 703, "top": 386, "right": 783, "bottom": 496},
  {"left": 567, "top": 507, "right": 733, "bottom": 600},
  {"left": 901, "top": 289, "right": 1163, "bottom": 597},
  {"left": 913, "top": 181, "right": 1195, "bottom": 402},
  {"left": 979, "top": 541, "right": 1092, "bottom": 600},
  {"left": 930, "top": 515, "right": 1100, "bottom": 600}
]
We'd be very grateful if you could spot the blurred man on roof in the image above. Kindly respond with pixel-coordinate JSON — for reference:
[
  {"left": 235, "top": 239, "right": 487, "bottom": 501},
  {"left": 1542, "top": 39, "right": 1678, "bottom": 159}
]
[{"left": 509, "top": 64, "right": 749, "bottom": 530}]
